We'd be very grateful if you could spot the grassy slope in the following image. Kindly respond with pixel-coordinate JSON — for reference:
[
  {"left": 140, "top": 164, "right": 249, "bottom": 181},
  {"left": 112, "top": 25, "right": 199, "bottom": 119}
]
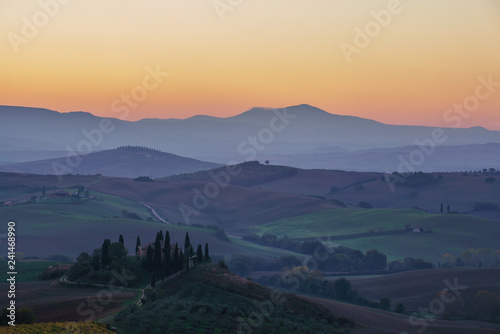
[
  {"left": 255, "top": 208, "right": 500, "bottom": 261},
  {"left": 0, "top": 173, "right": 100, "bottom": 202},
  {"left": 159, "top": 163, "right": 500, "bottom": 215},
  {"left": 250, "top": 168, "right": 380, "bottom": 197},
  {"left": 115, "top": 263, "right": 353, "bottom": 334},
  {"left": 0, "top": 260, "right": 67, "bottom": 282},
  {"left": 90, "top": 176, "right": 339, "bottom": 235},
  {"left": 304, "top": 296, "right": 500, "bottom": 334},
  {"left": 0, "top": 188, "right": 303, "bottom": 260},
  {"left": 347, "top": 267, "right": 500, "bottom": 311},
  {"left": 326, "top": 173, "right": 500, "bottom": 214},
  {"left": 0, "top": 280, "right": 137, "bottom": 323}
]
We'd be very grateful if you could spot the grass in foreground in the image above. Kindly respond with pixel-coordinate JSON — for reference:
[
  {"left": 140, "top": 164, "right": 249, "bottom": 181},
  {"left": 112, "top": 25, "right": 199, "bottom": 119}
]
[{"left": 0, "top": 321, "right": 113, "bottom": 333}]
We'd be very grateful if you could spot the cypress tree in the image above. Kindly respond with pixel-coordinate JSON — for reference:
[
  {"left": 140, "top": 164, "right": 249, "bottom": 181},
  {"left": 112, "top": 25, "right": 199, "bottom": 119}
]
[
  {"left": 146, "top": 245, "right": 154, "bottom": 273},
  {"left": 163, "top": 231, "right": 171, "bottom": 276},
  {"left": 196, "top": 244, "right": 203, "bottom": 264},
  {"left": 184, "top": 232, "right": 191, "bottom": 253},
  {"left": 119, "top": 234, "right": 124, "bottom": 245},
  {"left": 173, "top": 243, "right": 179, "bottom": 273},
  {"left": 154, "top": 234, "right": 162, "bottom": 275},
  {"left": 101, "top": 239, "right": 111, "bottom": 267},
  {"left": 204, "top": 243, "right": 210, "bottom": 262},
  {"left": 159, "top": 230, "right": 164, "bottom": 241},
  {"left": 179, "top": 250, "right": 184, "bottom": 270},
  {"left": 135, "top": 236, "right": 141, "bottom": 255}
]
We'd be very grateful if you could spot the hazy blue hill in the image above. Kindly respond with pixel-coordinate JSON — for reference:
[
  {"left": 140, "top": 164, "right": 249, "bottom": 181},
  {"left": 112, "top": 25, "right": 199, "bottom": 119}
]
[
  {"left": 0, "top": 147, "right": 221, "bottom": 178},
  {"left": 2, "top": 104, "right": 500, "bottom": 169}
]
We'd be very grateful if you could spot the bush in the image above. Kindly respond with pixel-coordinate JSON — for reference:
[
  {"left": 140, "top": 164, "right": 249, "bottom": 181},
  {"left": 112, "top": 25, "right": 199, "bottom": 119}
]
[
  {"left": 134, "top": 176, "right": 154, "bottom": 182},
  {"left": 379, "top": 297, "right": 391, "bottom": 311},
  {"left": 395, "top": 303, "right": 405, "bottom": 314}
]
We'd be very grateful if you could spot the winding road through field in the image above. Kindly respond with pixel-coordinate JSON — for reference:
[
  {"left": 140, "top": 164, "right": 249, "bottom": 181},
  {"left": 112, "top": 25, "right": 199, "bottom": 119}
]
[{"left": 140, "top": 202, "right": 169, "bottom": 223}]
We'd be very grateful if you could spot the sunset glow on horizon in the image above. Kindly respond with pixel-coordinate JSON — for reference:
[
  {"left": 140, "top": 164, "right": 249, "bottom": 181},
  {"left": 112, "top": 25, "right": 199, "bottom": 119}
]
[{"left": 1, "top": 0, "right": 499, "bottom": 129}]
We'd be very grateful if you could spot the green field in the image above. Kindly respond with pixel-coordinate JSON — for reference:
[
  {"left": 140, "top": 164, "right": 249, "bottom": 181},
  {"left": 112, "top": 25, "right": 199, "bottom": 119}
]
[
  {"left": 0, "top": 260, "right": 67, "bottom": 282},
  {"left": 254, "top": 208, "right": 430, "bottom": 237},
  {"left": 254, "top": 208, "right": 500, "bottom": 261},
  {"left": 0, "top": 189, "right": 304, "bottom": 261},
  {"left": 0, "top": 173, "right": 101, "bottom": 202}
]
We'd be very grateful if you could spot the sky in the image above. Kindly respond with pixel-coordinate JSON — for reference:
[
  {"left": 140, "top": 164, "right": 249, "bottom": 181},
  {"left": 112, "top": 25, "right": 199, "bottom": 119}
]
[{"left": 1, "top": 0, "right": 499, "bottom": 129}]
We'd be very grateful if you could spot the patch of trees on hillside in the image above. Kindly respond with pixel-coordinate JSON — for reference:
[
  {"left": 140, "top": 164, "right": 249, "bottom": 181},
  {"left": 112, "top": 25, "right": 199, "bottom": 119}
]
[
  {"left": 256, "top": 267, "right": 395, "bottom": 312},
  {"left": 442, "top": 248, "right": 500, "bottom": 268},
  {"left": 67, "top": 231, "right": 211, "bottom": 287}
]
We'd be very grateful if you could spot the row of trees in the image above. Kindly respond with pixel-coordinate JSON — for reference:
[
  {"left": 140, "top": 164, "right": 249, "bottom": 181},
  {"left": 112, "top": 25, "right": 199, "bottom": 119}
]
[
  {"left": 230, "top": 248, "right": 389, "bottom": 277},
  {"left": 68, "top": 235, "right": 141, "bottom": 285},
  {"left": 68, "top": 231, "right": 211, "bottom": 286},
  {"left": 139, "top": 231, "right": 211, "bottom": 287},
  {"left": 442, "top": 248, "right": 500, "bottom": 268},
  {"left": 256, "top": 266, "right": 404, "bottom": 313},
  {"left": 117, "top": 145, "right": 162, "bottom": 152}
]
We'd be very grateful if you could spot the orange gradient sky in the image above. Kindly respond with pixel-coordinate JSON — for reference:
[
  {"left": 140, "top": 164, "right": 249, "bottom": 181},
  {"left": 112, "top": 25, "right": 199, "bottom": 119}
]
[{"left": 1, "top": 0, "right": 499, "bottom": 129}]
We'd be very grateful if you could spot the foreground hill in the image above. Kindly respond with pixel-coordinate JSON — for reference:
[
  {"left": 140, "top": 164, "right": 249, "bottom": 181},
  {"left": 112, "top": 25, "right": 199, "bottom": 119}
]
[
  {"left": 115, "top": 263, "right": 354, "bottom": 333},
  {"left": 0, "top": 146, "right": 221, "bottom": 179}
]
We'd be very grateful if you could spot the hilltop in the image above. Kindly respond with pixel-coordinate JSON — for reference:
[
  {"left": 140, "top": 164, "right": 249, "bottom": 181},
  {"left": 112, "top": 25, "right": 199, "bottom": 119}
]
[{"left": 114, "top": 263, "right": 354, "bottom": 333}]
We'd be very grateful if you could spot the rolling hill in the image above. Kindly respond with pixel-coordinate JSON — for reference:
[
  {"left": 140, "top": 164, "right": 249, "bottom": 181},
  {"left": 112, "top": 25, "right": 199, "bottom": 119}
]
[
  {"left": 90, "top": 176, "right": 341, "bottom": 235},
  {"left": 306, "top": 296, "right": 500, "bottom": 334},
  {"left": 0, "top": 146, "right": 221, "bottom": 179},
  {"left": 114, "top": 263, "right": 354, "bottom": 333},
  {"left": 254, "top": 208, "right": 500, "bottom": 261},
  {"left": 159, "top": 161, "right": 500, "bottom": 215},
  {"left": 347, "top": 267, "right": 500, "bottom": 312}
]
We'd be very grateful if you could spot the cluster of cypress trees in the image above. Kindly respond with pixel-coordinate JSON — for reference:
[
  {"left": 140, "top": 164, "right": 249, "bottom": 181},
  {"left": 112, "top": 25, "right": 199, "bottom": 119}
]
[{"left": 135, "top": 231, "right": 210, "bottom": 287}]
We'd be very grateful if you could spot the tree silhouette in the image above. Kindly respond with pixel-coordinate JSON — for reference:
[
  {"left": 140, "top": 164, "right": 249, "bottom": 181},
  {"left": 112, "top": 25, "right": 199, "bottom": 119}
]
[
  {"left": 173, "top": 243, "right": 179, "bottom": 273},
  {"left": 101, "top": 239, "right": 111, "bottom": 267},
  {"left": 146, "top": 245, "right": 154, "bottom": 273},
  {"left": 196, "top": 244, "right": 203, "bottom": 264},
  {"left": 135, "top": 236, "right": 141, "bottom": 255},
  {"left": 204, "top": 243, "right": 210, "bottom": 262},
  {"left": 184, "top": 232, "right": 191, "bottom": 253}
]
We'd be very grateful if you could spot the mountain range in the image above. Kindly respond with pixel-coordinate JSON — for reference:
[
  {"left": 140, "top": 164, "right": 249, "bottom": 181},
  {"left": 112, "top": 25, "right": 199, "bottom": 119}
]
[{"left": 1, "top": 104, "right": 499, "bottom": 172}]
